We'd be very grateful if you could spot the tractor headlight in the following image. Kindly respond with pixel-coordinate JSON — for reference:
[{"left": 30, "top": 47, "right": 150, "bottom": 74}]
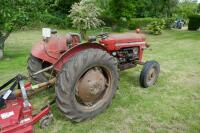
[
  {"left": 112, "top": 52, "right": 117, "bottom": 56},
  {"left": 133, "top": 47, "right": 139, "bottom": 55}
]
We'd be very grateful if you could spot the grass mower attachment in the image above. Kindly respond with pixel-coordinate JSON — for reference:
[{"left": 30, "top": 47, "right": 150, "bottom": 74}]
[{"left": 0, "top": 74, "right": 54, "bottom": 133}]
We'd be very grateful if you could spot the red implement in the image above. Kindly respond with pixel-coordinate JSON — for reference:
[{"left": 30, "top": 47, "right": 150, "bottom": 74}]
[
  {"left": 0, "top": 99, "right": 50, "bottom": 133},
  {"left": 0, "top": 75, "right": 52, "bottom": 133}
]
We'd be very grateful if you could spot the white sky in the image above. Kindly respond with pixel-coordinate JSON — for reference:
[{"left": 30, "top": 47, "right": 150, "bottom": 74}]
[{"left": 181, "top": 0, "right": 200, "bottom": 3}]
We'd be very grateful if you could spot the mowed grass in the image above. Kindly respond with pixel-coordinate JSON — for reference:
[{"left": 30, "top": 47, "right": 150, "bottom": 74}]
[{"left": 0, "top": 29, "right": 200, "bottom": 133}]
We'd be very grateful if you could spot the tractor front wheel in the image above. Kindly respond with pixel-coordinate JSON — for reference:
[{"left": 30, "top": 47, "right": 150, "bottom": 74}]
[
  {"left": 55, "top": 48, "right": 119, "bottom": 122},
  {"left": 27, "top": 55, "right": 48, "bottom": 83},
  {"left": 140, "top": 61, "right": 160, "bottom": 88}
]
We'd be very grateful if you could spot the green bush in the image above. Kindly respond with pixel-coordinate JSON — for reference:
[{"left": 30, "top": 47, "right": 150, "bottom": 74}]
[
  {"left": 128, "top": 18, "right": 159, "bottom": 29},
  {"left": 164, "top": 17, "right": 176, "bottom": 29},
  {"left": 188, "top": 15, "right": 200, "bottom": 31},
  {"left": 147, "top": 19, "right": 165, "bottom": 35}
]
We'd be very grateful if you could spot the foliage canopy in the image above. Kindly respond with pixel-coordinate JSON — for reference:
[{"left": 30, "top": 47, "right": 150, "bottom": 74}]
[{"left": 68, "top": 0, "right": 104, "bottom": 39}]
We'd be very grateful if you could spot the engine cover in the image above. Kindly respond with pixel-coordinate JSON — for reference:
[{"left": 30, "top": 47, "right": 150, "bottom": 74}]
[{"left": 100, "top": 32, "right": 146, "bottom": 51}]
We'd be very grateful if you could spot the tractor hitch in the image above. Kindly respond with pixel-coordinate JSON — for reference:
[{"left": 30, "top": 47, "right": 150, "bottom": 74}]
[{"left": 14, "top": 77, "right": 56, "bottom": 97}]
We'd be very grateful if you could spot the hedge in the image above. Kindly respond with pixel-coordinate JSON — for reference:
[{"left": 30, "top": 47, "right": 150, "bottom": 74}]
[
  {"left": 128, "top": 18, "right": 159, "bottom": 29},
  {"left": 128, "top": 18, "right": 175, "bottom": 30},
  {"left": 188, "top": 15, "right": 200, "bottom": 31}
]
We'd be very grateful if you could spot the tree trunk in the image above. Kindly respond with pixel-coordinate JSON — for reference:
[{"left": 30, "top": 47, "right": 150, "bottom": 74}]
[
  {"left": 0, "top": 32, "right": 11, "bottom": 60},
  {"left": 80, "top": 29, "right": 87, "bottom": 40},
  {"left": 0, "top": 49, "right": 3, "bottom": 60}
]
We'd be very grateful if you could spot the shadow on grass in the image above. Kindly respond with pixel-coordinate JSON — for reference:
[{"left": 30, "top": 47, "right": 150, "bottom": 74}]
[
  {"left": 119, "top": 70, "right": 140, "bottom": 88},
  {"left": 3, "top": 50, "right": 28, "bottom": 60}
]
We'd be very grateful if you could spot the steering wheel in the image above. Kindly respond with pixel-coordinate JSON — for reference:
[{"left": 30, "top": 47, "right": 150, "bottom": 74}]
[
  {"left": 97, "top": 32, "right": 109, "bottom": 39},
  {"left": 88, "top": 32, "right": 109, "bottom": 42}
]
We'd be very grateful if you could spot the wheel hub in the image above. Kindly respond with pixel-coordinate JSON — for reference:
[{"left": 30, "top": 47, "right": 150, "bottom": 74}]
[
  {"left": 147, "top": 68, "right": 156, "bottom": 84},
  {"left": 76, "top": 68, "right": 107, "bottom": 105}
]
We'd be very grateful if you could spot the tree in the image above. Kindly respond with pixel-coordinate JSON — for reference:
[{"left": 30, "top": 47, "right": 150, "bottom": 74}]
[
  {"left": 48, "top": 0, "right": 80, "bottom": 15},
  {"left": 136, "top": 0, "right": 178, "bottom": 18},
  {"left": 95, "top": 0, "right": 111, "bottom": 9},
  {"left": 0, "top": 0, "right": 47, "bottom": 59},
  {"left": 68, "top": 0, "right": 104, "bottom": 39},
  {"left": 0, "top": 0, "right": 21, "bottom": 59},
  {"left": 197, "top": 3, "right": 200, "bottom": 13},
  {"left": 109, "top": 0, "right": 178, "bottom": 26},
  {"left": 110, "top": 0, "right": 136, "bottom": 20},
  {"left": 162, "top": 0, "right": 179, "bottom": 17},
  {"left": 135, "top": 0, "right": 151, "bottom": 17},
  {"left": 108, "top": 0, "right": 136, "bottom": 29},
  {"left": 176, "top": 0, "right": 198, "bottom": 19}
]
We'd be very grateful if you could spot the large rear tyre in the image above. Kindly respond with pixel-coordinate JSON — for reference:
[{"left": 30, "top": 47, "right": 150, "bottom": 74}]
[
  {"left": 0, "top": 49, "right": 3, "bottom": 60},
  {"left": 27, "top": 55, "right": 48, "bottom": 83},
  {"left": 140, "top": 60, "right": 160, "bottom": 88},
  {"left": 56, "top": 48, "right": 119, "bottom": 122}
]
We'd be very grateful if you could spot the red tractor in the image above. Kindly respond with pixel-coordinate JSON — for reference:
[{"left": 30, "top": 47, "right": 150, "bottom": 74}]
[{"left": 28, "top": 28, "right": 160, "bottom": 122}]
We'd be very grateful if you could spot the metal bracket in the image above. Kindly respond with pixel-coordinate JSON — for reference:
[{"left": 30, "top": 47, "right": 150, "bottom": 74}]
[{"left": 19, "top": 80, "right": 30, "bottom": 108}]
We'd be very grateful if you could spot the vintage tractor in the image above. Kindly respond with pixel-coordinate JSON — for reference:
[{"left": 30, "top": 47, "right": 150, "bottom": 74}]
[{"left": 28, "top": 28, "right": 160, "bottom": 122}]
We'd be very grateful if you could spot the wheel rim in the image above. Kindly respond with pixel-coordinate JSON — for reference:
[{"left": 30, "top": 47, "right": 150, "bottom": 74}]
[
  {"left": 75, "top": 66, "right": 112, "bottom": 108},
  {"left": 146, "top": 67, "right": 157, "bottom": 86}
]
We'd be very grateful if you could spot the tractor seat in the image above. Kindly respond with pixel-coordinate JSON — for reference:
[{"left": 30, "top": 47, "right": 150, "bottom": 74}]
[{"left": 66, "top": 33, "right": 81, "bottom": 46}]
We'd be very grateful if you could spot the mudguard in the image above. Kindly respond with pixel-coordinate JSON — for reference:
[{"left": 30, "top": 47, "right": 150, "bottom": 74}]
[
  {"left": 53, "top": 43, "right": 107, "bottom": 71},
  {"left": 31, "top": 36, "right": 107, "bottom": 71}
]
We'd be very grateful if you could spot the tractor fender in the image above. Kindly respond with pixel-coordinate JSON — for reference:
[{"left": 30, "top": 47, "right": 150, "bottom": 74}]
[{"left": 54, "top": 43, "right": 108, "bottom": 71}]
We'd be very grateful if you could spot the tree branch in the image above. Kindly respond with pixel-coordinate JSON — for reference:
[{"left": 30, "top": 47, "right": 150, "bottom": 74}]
[{"left": 3, "top": 32, "right": 11, "bottom": 40}]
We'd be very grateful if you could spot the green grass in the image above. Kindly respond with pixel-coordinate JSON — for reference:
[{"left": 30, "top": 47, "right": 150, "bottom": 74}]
[{"left": 0, "top": 29, "right": 200, "bottom": 133}]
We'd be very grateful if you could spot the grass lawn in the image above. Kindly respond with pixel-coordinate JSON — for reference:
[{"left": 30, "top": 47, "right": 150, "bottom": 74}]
[{"left": 0, "top": 29, "right": 200, "bottom": 133}]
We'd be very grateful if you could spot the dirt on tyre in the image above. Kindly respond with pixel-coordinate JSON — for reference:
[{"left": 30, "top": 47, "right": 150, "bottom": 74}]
[
  {"left": 27, "top": 55, "right": 48, "bottom": 83},
  {"left": 55, "top": 48, "right": 119, "bottom": 122},
  {"left": 140, "top": 60, "right": 160, "bottom": 88}
]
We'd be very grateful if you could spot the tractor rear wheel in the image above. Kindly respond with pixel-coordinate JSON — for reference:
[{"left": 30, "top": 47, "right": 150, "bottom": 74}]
[
  {"left": 27, "top": 55, "right": 48, "bottom": 83},
  {"left": 55, "top": 48, "right": 119, "bottom": 122}
]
